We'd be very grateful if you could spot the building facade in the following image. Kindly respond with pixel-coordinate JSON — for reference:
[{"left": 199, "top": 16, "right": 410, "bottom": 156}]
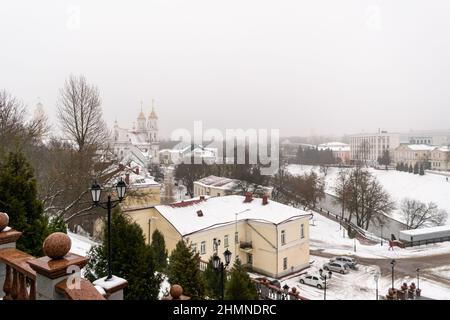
[
  {"left": 392, "top": 144, "right": 436, "bottom": 168},
  {"left": 111, "top": 102, "right": 159, "bottom": 167},
  {"left": 349, "top": 132, "right": 401, "bottom": 164},
  {"left": 144, "top": 195, "right": 312, "bottom": 278},
  {"left": 430, "top": 146, "right": 450, "bottom": 171}
]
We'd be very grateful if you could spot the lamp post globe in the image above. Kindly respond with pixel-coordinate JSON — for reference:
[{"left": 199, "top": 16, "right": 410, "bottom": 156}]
[
  {"left": 224, "top": 249, "right": 232, "bottom": 265},
  {"left": 213, "top": 255, "right": 221, "bottom": 270},
  {"left": 116, "top": 178, "right": 127, "bottom": 200},
  {"left": 90, "top": 181, "right": 102, "bottom": 203}
]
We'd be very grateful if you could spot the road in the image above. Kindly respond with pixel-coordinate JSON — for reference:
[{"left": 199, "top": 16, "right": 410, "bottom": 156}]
[{"left": 311, "top": 248, "right": 450, "bottom": 287}]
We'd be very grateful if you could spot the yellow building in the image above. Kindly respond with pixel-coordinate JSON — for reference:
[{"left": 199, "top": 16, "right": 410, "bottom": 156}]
[{"left": 145, "top": 194, "right": 312, "bottom": 278}]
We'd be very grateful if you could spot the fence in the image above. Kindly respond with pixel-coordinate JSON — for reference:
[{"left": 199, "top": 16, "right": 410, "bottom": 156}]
[{"left": 403, "top": 235, "right": 450, "bottom": 248}]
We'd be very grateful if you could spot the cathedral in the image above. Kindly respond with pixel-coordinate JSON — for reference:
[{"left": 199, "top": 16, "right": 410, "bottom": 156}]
[{"left": 111, "top": 101, "right": 159, "bottom": 167}]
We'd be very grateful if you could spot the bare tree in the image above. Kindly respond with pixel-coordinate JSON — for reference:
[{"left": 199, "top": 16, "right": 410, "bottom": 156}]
[
  {"left": 0, "top": 90, "right": 47, "bottom": 149},
  {"left": 336, "top": 167, "right": 393, "bottom": 230},
  {"left": 57, "top": 75, "right": 109, "bottom": 152},
  {"left": 400, "top": 198, "right": 447, "bottom": 229}
]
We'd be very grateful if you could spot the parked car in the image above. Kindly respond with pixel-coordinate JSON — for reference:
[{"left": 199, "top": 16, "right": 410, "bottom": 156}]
[
  {"left": 299, "top": 274, "right": 326, "bottom": 289},
  {"left": 322, "top": 261, "right": 349, "bottom": 274},
  {"left": 330, "top": 256, "right": 358, "bottom": 270}
]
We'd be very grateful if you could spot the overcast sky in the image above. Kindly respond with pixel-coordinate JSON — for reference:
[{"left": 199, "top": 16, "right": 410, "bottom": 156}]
[{"left": 1, "top": 0, "right": 450, "bottom": 138}]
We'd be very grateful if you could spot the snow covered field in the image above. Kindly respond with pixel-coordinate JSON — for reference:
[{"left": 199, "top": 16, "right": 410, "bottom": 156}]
[{"left": 287, "top": 164, "right": 450, "bottom": 224}]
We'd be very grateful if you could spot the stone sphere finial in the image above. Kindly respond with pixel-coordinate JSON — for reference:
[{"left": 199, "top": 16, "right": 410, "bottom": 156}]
[
  {"left": 170, "top": 284, "right": 183, "bottom": 299},
  {"left": 43, "top": 232, "right": 72, "bottom": 259},
  {"left": 0, "top": 212, "right": 9, "bottom": 231}
]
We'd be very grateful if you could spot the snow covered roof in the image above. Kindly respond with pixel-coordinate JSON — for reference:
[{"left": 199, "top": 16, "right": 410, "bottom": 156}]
[
  {"left": 400, "top": 225, "right": 450, "bottom": 236},
  {"left": 436, "top": 146, "right": 450, "bottom": 152},
  {"left": 154, "top": 195, "right": 311, "bottom": 236},
  {"left": 317, "top": 142, "right": 350, "bottom": 152},
  {"left": 404, "top": 144, "right": 437, "bottom": 151},
  {"left": 195, "top": 175, "right": 237, "bottom": 190}
]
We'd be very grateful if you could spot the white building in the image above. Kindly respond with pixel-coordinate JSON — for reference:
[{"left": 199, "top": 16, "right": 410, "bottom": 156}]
[
  {"left": 430, "top": 146, "right": 450, "bottom": 171},
  {"left": 193, "top": 175, "right": 273, "bottom": 198},
  {"left": 317, "top": 142, "right": 350, "bottom": 163},
  {"left": 349, "top": 131, "right": 401, "bottom": 164},
  {"left": 159, "top": 144, "right": 218, "bottom": 165},
  {"left": 111, "top": 103, "right": 159, "bottom": 167}
]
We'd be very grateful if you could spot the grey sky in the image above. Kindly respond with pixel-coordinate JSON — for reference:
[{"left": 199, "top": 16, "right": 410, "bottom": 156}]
[{"left": 1, "top": 0, "right": 450, "bottom": 138}]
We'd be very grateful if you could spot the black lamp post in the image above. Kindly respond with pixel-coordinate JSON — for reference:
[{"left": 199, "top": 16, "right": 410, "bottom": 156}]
[
  {"left": 319, "top": 268, "right": 332, "bottom": 300},
  {"left": 380, "top": 223, "right": 384, "bottom": 246},
  {"left": 373, "top": 272, "right": 380, "bottom": 300},
  {"left": 416, "top": 268, "right": 420, "bottom": 290},
  {"left": 213, "top": 238, "right": 232, "bottom": 300},
  {"left": 390, "top": 259, "right": 396, "bottom": 290},
  {"left": 282, "top": 284, "right": 290, "bottom": 300},
  {"left": 90, "top": 178, "right": 127, "bottom": 281}
]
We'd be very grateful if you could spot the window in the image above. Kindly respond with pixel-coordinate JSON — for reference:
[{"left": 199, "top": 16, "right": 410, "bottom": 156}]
[
  {"left": 191, "top": 243, "right": 197, "bottom": 253},
  {"left": 281, "top": 230, "right": 286, "bottom": 245},
  {"left": 283, "top": 257, "right": 288, "bottom": 270},
  {"left": 301, "top": 224, "right": 305, "bottom": 239},
  {"left": 235, "top": 232, "right": 239, "bottom": 244},
  {"left": 200, "top": 241, "right": 206, "bottom": 255},
  {"left": 224, "top": 235, "right": 229, "bottom": 248},
  {"left": 247, "top": 253, "right": 253, "bottom": 265}
]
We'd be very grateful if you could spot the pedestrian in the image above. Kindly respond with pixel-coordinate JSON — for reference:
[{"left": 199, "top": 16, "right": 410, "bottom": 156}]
[{"left": 446, "top": 176, "right": 448, "bottom": 182}]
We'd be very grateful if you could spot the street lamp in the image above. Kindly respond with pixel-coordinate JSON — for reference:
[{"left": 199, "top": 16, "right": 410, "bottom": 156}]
[
  {"left": 373, "top": 272, "right": 380, "bottom": 300},
  {"left": 390, "top": 259, "right": 396, "bottom": 290},
  {"left": 416, "top": 268, "right": 420, "bottom": 290},
  {"left": 319, "top": 268, "right": 332, "bottom": 300},
  {"left": 213, "top": 239, "right": 232, "bottom": 300},
  {"left": 282, "top": 284, "right": 290, "bottom": 300},
  {"left": 380, "top": 223, "right": 384, "bottom": 246},
  {"left": 90, "top": 178, "right": 127, "bottom": 281}
]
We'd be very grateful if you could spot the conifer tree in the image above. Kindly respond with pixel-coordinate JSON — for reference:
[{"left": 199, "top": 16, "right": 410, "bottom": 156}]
[
  {"left": 409, "top": 164, "right": 413, "bottom": 173},
  {"left": 84, "top": 207, "right": 162, "bottom": 300},
  {"left": 413, "top": 162, "right": 419, "bottom": 174},
  {"left": 0, "top": 151, "right": 54, "bottom": 256},
  {"left": 166, "top": 240, "right": 206, "bottom": 299},
  {"left": 224, "top": 259, "right": 258, "bottom": 300},
  {"left": 150, "top": 229, "right": 168, "bottom": 271},
  {"left": 419, "top": 163, "right": 425, "bottom": 175},
  {"left": 203, "top": 256, "right": 222, "bottom": 299}
]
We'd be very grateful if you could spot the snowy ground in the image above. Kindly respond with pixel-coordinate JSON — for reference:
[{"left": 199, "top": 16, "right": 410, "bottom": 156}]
[
  {"left": 310, "top": 210, "right": 450, "bottom": 259},
  {"left": 286, "top": 164, "right": 450, "bottom": 224}
]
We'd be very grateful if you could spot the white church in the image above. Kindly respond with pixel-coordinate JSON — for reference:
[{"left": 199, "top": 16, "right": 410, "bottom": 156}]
[{"left": 111, "top": 101, "right": 159, "bottom": 168}]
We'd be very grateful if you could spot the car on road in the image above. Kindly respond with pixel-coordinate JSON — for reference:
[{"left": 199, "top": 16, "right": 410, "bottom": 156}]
[
  {"left": 322, "top": 261, "right": 349, "bottom": 274},
  {"left": 330, "top": 256, "right": 358, "bottom": 270},
  {"left": 299, "top": 274, "right": 326, "bottom": 289}
]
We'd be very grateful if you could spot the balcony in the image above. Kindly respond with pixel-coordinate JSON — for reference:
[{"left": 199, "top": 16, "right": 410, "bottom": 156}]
[{"left": 239, "top": 241, "right": 253, "bottom": 252}]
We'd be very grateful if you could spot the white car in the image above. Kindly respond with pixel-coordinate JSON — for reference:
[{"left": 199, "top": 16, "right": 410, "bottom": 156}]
[{"left": 299, "top": 274, "right": 327, "bottom": 289}]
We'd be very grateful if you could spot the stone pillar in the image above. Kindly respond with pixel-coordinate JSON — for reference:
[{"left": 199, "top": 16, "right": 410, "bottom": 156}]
[
  {"left": 28, "top": 233, "right": 87, "bottom": 300},
  {"left": 93, "top": 276, "right": 128, "bottom": 300}
]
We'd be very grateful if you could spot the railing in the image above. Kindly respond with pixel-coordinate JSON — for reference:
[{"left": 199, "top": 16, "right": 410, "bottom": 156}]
[
  {"left": 403, "top": 236, "right": 450, "bottom": 248},
  {"left": 251, "top": 278, "right": 308, "bottom": 300},
  {"left": 0, "top": 248, "right": 36, "bottom": 300}
]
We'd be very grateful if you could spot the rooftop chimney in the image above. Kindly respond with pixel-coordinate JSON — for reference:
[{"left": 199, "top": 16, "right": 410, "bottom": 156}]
[
  {"left": 125, "top": 173, "right": 130, "bottom": 185},
  {"left": 199, "top": 195, "right": 205, "bottom": 200},
  {"left": 135, "top": 167, "right": 139, "bottom": 175},
  {"left": 262, "top": 195, "right": 269, "bottom": 205},
  {"left": 197, "top": 210, "right": 204, "bottom": 217},
  {"left": 244, "top": 192, "right": 253, "bottom": 203}
]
